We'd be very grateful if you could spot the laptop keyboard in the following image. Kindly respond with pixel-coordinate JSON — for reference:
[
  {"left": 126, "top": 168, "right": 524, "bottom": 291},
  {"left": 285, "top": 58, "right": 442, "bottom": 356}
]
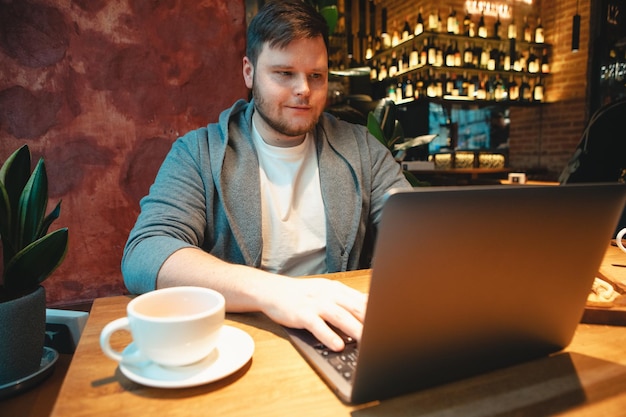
[{"left": 313, "top": 328, "right": 359, "bottom": 380}]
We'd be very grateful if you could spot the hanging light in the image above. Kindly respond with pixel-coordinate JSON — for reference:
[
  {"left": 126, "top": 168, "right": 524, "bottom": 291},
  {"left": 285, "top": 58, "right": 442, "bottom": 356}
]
[{"left": 572, "top": 0, "right": 580, "bottom": 52}]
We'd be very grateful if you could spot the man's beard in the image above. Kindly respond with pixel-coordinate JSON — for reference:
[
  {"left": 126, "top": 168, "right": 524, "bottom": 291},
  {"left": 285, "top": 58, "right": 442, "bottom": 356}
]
[{"left": 252, "top": 83, "right": 320, "bottom": 138}]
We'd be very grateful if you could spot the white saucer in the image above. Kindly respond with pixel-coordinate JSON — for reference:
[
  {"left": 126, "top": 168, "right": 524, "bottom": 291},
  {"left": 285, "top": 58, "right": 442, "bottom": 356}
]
[{"left": 119, "top": 325, "right": 254, "bottom": 388}]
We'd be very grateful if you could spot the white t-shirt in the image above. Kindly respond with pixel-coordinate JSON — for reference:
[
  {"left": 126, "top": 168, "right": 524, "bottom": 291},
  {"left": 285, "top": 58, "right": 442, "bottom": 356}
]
[{"left": 251, "top": 122, "right": 327, "bottom": 276}]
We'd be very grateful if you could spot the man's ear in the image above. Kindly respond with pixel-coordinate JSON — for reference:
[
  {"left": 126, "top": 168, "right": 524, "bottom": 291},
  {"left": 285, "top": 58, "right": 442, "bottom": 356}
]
[{"left": 243, "top": 56, "right": 254, "bottom": 89}]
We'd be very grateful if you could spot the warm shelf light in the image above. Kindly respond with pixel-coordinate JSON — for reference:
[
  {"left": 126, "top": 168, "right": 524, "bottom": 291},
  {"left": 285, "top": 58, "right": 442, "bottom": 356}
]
[
  {"left": 465, "top": 1, "right": 511, "bottom": 18},
  {"left": 464, "top": 0, "right": 533, "bottom": 19}
]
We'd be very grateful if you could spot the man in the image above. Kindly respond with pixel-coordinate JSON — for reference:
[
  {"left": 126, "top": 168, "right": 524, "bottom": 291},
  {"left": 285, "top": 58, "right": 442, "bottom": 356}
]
[{"left": 122, "top": 0, "right": 410, "bottom": 352}]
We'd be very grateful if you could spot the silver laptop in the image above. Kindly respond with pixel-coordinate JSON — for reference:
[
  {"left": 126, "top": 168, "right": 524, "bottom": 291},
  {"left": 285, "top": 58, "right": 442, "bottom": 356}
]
[{"left": 284, "top": 183, "right": 626, "bottom": 404}]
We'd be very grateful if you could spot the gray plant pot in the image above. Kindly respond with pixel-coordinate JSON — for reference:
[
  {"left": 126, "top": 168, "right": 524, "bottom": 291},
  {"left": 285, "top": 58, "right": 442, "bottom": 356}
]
[{"left": 0, "top": 286, "right": 46, "bottom": 385}]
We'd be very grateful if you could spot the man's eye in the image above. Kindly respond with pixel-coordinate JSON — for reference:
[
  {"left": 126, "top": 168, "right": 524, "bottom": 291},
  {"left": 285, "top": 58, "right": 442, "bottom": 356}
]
[{"left": 278, "top": 71, "right": 292, "bottom": 77}]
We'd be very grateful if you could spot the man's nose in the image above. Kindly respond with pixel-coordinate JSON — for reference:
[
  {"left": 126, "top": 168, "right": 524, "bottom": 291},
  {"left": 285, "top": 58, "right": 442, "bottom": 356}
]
[{"left": 294, "top": 74, "right": 311, "bottom": 96}]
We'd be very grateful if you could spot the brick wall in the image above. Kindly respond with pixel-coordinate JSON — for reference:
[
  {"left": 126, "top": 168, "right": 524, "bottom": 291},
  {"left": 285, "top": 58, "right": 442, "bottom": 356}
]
[{"left": 368, "top": 0, "right": 590, "bottom": 179}]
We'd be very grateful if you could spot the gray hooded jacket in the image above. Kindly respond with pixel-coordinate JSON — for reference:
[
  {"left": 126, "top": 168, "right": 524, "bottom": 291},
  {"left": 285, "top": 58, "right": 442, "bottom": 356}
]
[{"left": 122, "top": 99, "right": 411, "bottom": 294}]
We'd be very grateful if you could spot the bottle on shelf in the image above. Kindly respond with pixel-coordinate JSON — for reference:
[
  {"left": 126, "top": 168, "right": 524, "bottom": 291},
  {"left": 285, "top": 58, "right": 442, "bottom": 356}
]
[
  {"left": 426, "top": 70, "right": 437, "bottom": 97},
  {"left": 513, "top": 49, "right": 522, "bottom": 72},
  {"left": 402, "top": 17, "right": 412, "bottom": 41},
  {"left": 420, "top": 38, "right": 428, "bottom": 65},
  {"left": 463, "top": 10, "right": 472, "bottom": 36},
  {"left": 435, "top": 40, "right": 444, "bottom": 67},
  {"left": 391, "top": 20, "right": 401, "bottom": 47},
  {"left": 453, "top": 41, "right": 462, "bottom": 67},
  {"left": 398, "top": 48, "right": 406, "bottom": 72},
  {"left": 427, "top": 37, "right": 437, "bottom": 65},
  {"left": 409, "top": 41, "right": 419, "bottom": 68},
  {"left": 493, "top": 14, "right": 502, "bottom": 39},
  {"left": 487, "top": 48, "right": 499, "bottom": 71},
  {"left": 445, "top": 72, "right": 456, "bottom": 96},
  {"left": 527, "top": 48, "right": 539, "bottom": 73},
  {"left": 463, "top": 74, "right": 476, "bottom": 100},
  {"left": 485, "top": 75, "right": 495, "bottom": 100},
  {"left": 365, "top": 36, "right": 374, "bottom": 60},
  {"left": 520, "top": 76, "right": 532, "bottom": 101},
  {"left": 508, "top": 17, "right": 517, "bottom": 39},
  {"left": 387, "top": 81, "right": 397, "bottom": 101},
  {"left": 445, "top": 42, "right": 455, "bottom": 67},
  {"left": 374, "top": 32, "right": 382, "bottom": 53},
  {"left": 476, "top": 75, "right": 487, "bottom": 100},
  {"left": 508, "top": 76, "right": 519, "bottom": 101},
  {"left": 378, "top": 62, "right": 387, "bottom": 81},
  {"left": 414, "top": 73, "right": 424, "bottom": 99},
  {"left": 541, "top": 49, "right": 550, "bottom": 73},
  {"left": 523, "top": 16, "right": 532, "bottom": 43},
  {"left": 480, "top": 44, "right": 490, "bottom": 69},
  {"left": 389, "top": 51, "right": 398, "bottom": 78},
  {"left": 435, "top": 73, "right": 443, "bottom": 97},
  {"left": 437, "top": 9, "right": 443, "bottom": 33},
  {"left": 503, "top": 45, "right": 511, "bottom": 71},
  {"left": 396, "top": 79, "right": 404, "bottom": 102},
  {"left": 533, "top": 77, "right": 544, "bottom": 102},
  {"left": 414, "top": 8, "right": 424, "bottom": 36},
  {"left": 472, "top": 43, "right": 481, "bottom": 68},
  {"left": 462, "top": 74, "right": 470, "bottom": 98},
  {"left": 534, "top": 17, "right": 544, "bottom": 43},
  {"left": 402, "top": 48, "right": 410, "bottom": 71},
  {"left": 463, "top": 42, "right": 474, "bottom": 68},
  {"left": 428, "top": 9, "right": 438, "bottom": 31},
  {"left": 369, "top": 60, "right": 378, "bottom": 81},
  {"left": 447, "top": 7, "right": 458, "bottom": 34},
  {"left": 494, "top": 76, "right": 506, "bottom": 101},
  {"left": 455, "top": 74, "right": 464, "bottom": 97},
  {"left": 456, "top": 72, "right": 466, "bottom": 96},
  {"left": 518, "top": 49, "right": 527, "bottom": 72},
  {"left": 478, "top": 11, "right": 487, "bottom": 38},
  {"left": 404, "top": 76, "right": 414, "bottom": 99},
  {"left": 508, "top": 38, "right": 517, "bottom": 69},
  {"left": 381, "top": 8, "right": 391, "bottom": 50}
]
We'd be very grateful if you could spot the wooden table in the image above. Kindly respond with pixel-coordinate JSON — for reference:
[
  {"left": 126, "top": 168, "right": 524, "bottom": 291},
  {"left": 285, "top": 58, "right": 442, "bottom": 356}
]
[{"left": 49, "top": 265, "right": 626, "bottom": 416}]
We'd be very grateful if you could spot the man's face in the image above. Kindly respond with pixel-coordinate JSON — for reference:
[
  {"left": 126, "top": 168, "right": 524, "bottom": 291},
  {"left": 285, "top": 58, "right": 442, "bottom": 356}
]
[{"left": 243, "top": 36, "right": 328, "bottom": 147}]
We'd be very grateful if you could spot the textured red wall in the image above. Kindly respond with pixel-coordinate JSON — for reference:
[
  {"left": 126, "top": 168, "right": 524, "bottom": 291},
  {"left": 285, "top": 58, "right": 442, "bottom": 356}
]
[{"left": 0, "top": 0, "right": 248, "bottom": 306}]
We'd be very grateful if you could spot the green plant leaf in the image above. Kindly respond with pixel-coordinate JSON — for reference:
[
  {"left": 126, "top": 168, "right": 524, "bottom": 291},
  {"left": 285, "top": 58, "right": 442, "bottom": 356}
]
[
  {"left": 0, "top": 144, "right": 30, "bottom": 195},
  {"left": 18, "top": 158, "right": 48, "bottom": 250},
  {"left": 3, "top": 228, "right": 68, "bottom": 292},
  {"left": 0, "top": 181, "right": 10, "bottom": 245},
  {"left": 392, "top": 122, "right": 404, "bottom": 145},
  {"left": 367, "top": 112, "right": 388, "bottom": 149},
  {"left": 39, "top": 200, "right": 62, "bottom": 238},
  {"left": 319, "top": 5, "right": 338, "bottom": 34},
  {"left": 372, "top": 99, "right": 397, "bottom": 142},
  {"left": 0, "top": 145, "right": 31, "bottom": 245},
  {"left": 387, "top": 121, "right": 406, "bottom": 152}
]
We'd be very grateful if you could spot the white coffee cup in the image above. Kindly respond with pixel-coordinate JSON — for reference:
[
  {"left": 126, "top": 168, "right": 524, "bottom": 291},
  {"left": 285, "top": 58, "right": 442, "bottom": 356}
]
[
  {"left": 100, "top": 286, "right": 225, "bottom": 367},
  {"left": 617, "top": 228, "right": 626, "bottom": 254}
]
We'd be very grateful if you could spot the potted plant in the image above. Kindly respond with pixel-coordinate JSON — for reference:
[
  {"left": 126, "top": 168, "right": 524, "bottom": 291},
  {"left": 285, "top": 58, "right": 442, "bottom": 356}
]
[
  {"left": 366, "top": 99, "right": 430, "bottom": 187},
  {"left": 305, "top": 0, "right": 338, "bottom": 34},
  {"left": 0, "top": 144, "right": 69, "bottom": 386}
]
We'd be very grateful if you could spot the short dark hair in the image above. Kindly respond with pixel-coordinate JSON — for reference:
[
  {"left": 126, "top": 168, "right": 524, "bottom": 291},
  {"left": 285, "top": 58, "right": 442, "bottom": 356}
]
[{"left": 246, "top": 0, "right": 329, "bottom": 67}]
